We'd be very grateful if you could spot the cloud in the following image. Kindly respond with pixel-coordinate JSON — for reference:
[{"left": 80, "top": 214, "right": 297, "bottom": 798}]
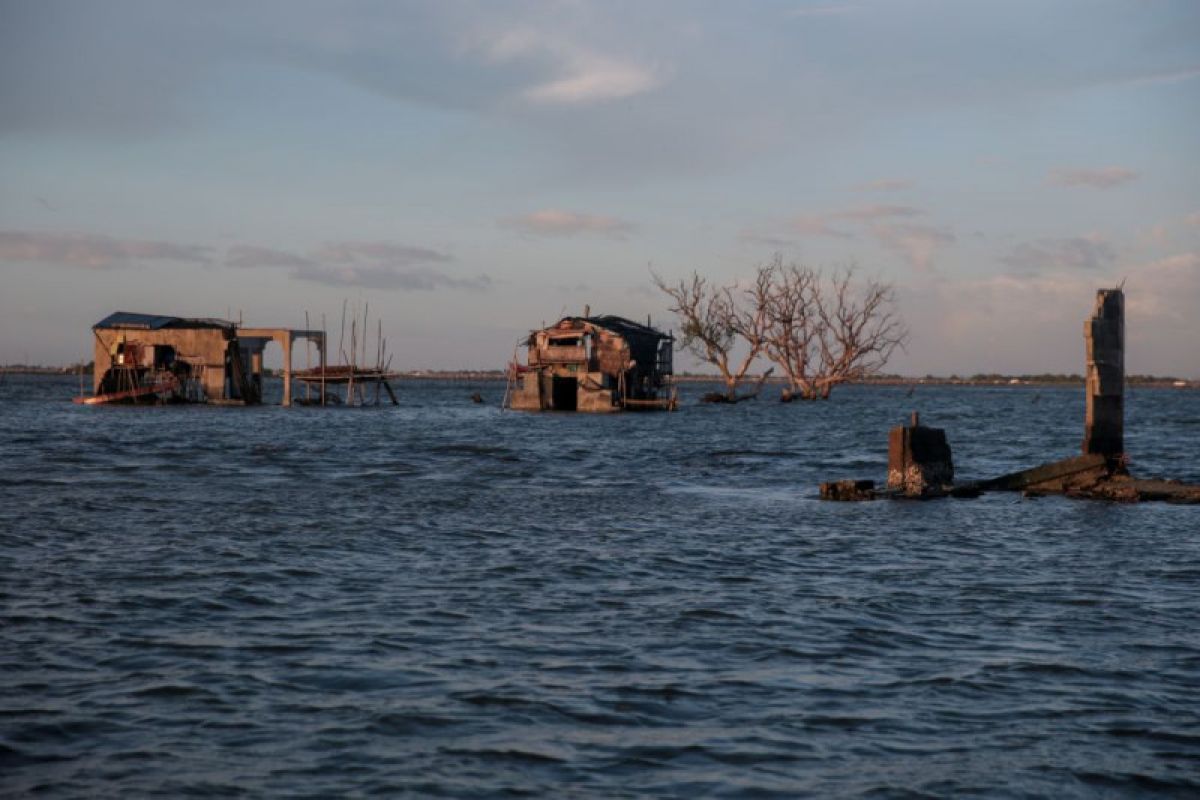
[
  {"left": 1002, "top": 236, "right": 1116, "bottom": 271},
  {"left": 900, "top": 251, "right": 1200, "bottom": 376},
  {"left": 224, "top": 239, "right": 483, "bottom": 291},
  {"left": 1107, "top": 65, "right": 1200, "bottom": 88},
  {"left": 789, "top": 215, "right": 856, "bottom": 239},
  {"left": 292, "top": 263, "right": 491, "bottom": 291},
  {"left": 870, "top": 224, "right": 955, "bottom": 273},
  {"left": 1139, "top": 223, "right": 1170, "bottom": 247},
  {"left": 225, "top": 245, "right": 315, "bottom": 269},
  {"left": 851, "top": 179, "right": 914, "bottom": 192},
  {"left": 1186, "top": 212, "right": 1200, "bottom": 227},
  {"left": 500, "top": 209, "right": 636, "bottom": 238},
  {"left": 741, "top": 205, "right": 929, "bottom": 251},
  {"left": 1122, "top": 252, "right": 1200, "bottom": 325},
  {"left": 476, "top": 26, "right": 662, "bottom": 105},
  {"left": 737, "top": 230, "right": 801, "bottom": 248},
  {"left": 0, "top": 230, "right": 211, "bottom": 268},
  {"left": 1048, "top": 166, "right": 1138, "bottom": 189},
  {"left": 784, "top": 205, "right": 922, "bottom": 238},
  {"left": 313, "top": 241, "right": 453, "bottom": 265},
  {"left": 830, "top": 205, "right": 923, "bottom": 222}
]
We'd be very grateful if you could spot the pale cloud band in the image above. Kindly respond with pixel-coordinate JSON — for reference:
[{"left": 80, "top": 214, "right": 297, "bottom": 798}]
[
  {"left": 1002, "top": 236, "right": 1116, "bottom": 272},
  {"left": 227, "top": 241, "right": 486, "bottom": 291},
  {"left": 474, "top": 26, "right": 662, "bottom": 106},
  {"left": 0, "top": 230, "right": 212, "bottom": 268},
  {"left": 1049, "top": 166, "right": 1138, "bottom": 189},
  {"left": 500, "top": 209, "right": 636, "bottom": 238},
  {"left": 851, "top": 179, "right": 914, "bottom": 192},
  {"left": 1, "top": 231, "right": 488, "bottom": 292}
]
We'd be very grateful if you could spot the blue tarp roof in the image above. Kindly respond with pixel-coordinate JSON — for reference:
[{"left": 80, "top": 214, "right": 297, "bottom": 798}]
[{"left": 94, "top": 311, "right": 233, "bottom": 330}]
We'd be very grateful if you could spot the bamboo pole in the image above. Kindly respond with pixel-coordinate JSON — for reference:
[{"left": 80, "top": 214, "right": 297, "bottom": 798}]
[
  {"left": 348, "top": 319, "right": 356, "bottom": 406},
  {"left": 362, "top": 302, "right": 369, "bottom": 369}
]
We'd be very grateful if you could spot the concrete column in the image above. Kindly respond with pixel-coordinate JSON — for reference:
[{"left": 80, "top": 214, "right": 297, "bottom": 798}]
[
  {"left": 888, "top": 412, "right": 954, "bottom": 496},
  {"left": 282, "top": 335, "right": 292, "bottom": 407},
  {"left": 1083, "top": 289, "right": 1123, "bottom": 456}
]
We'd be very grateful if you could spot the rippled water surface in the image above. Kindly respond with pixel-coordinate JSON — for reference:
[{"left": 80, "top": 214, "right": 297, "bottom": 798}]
[{"left": 3, "top": 374, "right": 1199, "bottom": 798}]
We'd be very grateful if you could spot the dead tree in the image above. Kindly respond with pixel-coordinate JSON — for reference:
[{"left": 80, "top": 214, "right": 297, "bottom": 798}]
[
  {"left": 812, "top": 269, "right": 907, "bottom": 399},
  {"left": 760, "top": 261, "right": 906, "bottom": 400},
  {"left": 759, "top": 257, "right": 821, "bottom": 401},
  {"left": 653, "top": 269, "right": 770, "bottom": 402}
]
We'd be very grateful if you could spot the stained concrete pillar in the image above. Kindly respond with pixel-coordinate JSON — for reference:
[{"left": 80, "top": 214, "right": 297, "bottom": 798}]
[
  {"left": 1083, "top": 289, "right": 1123, "bottom": 456},
  {"left": 282, "top": 335, "right": 292, "bottom": 407},
  {"left": 888, "top": 412, "right": 954, "bottom": 496}
]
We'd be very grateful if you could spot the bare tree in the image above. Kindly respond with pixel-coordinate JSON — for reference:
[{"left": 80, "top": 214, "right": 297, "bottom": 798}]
[
  {"left": 653, "top": 269, "right": 771, "bottom": 402},
  {"left": 759, "top": 260, "right": 907, "bottom": 401},
  {"left": 812, "top": 269, "right": 907, "bottom": 399}
]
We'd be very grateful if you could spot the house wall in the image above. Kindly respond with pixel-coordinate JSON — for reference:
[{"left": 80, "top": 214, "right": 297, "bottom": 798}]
[
  {"left": 510, "top": 317, "right": 671, "bottom": 412},
  {"left": 92, "top": 327, "right": 231, "bottom": 400}
]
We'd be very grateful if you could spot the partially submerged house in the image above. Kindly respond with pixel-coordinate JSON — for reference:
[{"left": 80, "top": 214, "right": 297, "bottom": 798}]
[
  {"left": 507, "top": 314, "right": 675, "bottom": 412},
  {"left": 83, "top": 312, "right": 324, "bottom": 406}
]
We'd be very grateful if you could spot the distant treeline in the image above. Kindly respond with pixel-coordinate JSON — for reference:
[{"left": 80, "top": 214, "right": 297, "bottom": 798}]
[{"left": 1, "top": 362, "right": 93, "bottom": 374}]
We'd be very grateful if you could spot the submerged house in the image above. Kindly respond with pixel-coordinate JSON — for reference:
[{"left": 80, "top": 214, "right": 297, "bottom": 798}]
[
  {"left": 84, "top": 312, "right": 324, "bottom": 406},
  {"left": 508, "top": 314, "right": 676, "bottom": 412}
]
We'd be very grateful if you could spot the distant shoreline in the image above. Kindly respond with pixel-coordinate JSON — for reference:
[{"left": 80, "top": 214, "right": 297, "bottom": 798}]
[
  {"left": 4, "top": 365, "right": 1195, "bottom": 389},
  {"left": 386, "top": 372, "right": 1198, "bottom": 389}
]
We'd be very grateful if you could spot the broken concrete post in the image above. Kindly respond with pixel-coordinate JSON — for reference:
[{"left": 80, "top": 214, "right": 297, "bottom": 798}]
[
  {"left": 888, "top": 411, "right": 954, "bottom": 496},
  {"left": 820, "top": 479, "right": 877, "bottom": 501},
  {"left": 1083, "top": 288, "right": 1123, "bottom": 456}
]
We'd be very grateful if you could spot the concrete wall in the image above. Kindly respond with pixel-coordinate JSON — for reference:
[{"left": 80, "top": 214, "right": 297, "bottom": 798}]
[
  {"left": 92, "top": 327, "right": 231, "bottom": 400},
  {"left": 1083, "top": 289, "right": 1124, "bottom": 456}
]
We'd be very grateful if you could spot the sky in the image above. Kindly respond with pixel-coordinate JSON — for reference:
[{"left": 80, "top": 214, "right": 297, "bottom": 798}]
[{"left": 2, "top": 0, "right": 1198, "bottom": 376}]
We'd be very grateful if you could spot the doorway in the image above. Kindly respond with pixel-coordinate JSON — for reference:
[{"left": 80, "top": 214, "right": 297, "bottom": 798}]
[{"left": 551, "top": 376, "right": 578, "bottom": 411}]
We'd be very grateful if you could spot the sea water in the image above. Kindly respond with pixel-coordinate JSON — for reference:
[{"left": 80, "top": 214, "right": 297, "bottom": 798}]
[{"left": 2, "top": 374, "right": 1198, "bottom": 797}]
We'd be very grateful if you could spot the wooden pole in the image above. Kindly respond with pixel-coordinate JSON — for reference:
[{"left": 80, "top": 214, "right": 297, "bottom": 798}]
[
  {"left": 362, "top": 302, "right": 369, "bottom": 368},
  {"left": 338, "top": 299, "right": 348, "bottom": 365},
  {"left": 347, "top": 319, "right": 356, "bottom": 406}
]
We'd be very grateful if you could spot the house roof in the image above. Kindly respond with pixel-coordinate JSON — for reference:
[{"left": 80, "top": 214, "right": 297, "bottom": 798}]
[
  {"left": 555, "top": 315, "right": 671, "bottom": 341},
  {"left": 94, "top": 311, "right": 234, "bottom": 331}
]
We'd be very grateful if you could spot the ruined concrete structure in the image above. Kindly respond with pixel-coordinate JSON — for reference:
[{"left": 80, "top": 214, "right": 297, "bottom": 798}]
[
  {"left": 887, "top": 412, "right": 954, "bottom": 496},
  {"left": 87, "top": 312, "right": 324, "bottom": 406},
  {"left": 1083, "top": 289, "right": 1124, "bottom": 456},
  {"left": 820, "top": 285, "right": 1199, "bottom": 503},
  {"left": 508, "top": 315, "right": 675, "bottom": 412}
]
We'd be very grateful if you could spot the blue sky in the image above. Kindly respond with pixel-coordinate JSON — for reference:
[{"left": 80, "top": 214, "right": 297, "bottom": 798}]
[{"left": 2, "top": 0, "right": 1198, "bottom": 375}]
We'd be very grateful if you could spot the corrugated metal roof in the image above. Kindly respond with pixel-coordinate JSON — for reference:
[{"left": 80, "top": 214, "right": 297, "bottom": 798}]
[
  {"left": 94, "top": 311, "right": 233, "bottom": 330},
  {"left": 579, "top": 315, "right": 671, "bottom": 341}
]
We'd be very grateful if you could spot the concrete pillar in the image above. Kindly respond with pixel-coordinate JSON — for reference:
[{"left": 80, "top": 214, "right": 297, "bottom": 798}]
[
  {"left": 282, "top": 335, "right": 292, "bottom": 407},
  {"left": 1083, "top": 289, "right": 1123, "bottom": 456},
  {"left": 888, "top": 412, "right": 954, "bottom": 496}
]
